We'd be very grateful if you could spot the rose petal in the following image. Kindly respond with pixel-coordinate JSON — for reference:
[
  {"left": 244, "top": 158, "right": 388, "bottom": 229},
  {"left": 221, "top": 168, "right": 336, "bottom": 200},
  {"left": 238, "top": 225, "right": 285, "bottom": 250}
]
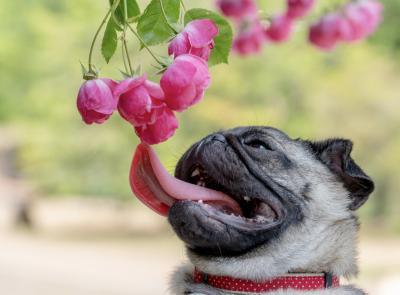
[
  {"left": 160, "top": 55, "right": 210, "bottom": 112},
  {"left": 135, "top": 108, "right": 179, "bottom": 145},
  {"left": 144, "top": 80, "right": 165, "bottom": 101},
  {"left": 114, "top": 75, "right": 147, "bottom": 98},
  {"left": 185, "top": 19, "right": 219, "bottom": 48},
  {"left": 168, "top": 32, "right": 191, "bottom": 57},
  {"left": 265, "top": 15, "right": 293, "bottom": 43}
]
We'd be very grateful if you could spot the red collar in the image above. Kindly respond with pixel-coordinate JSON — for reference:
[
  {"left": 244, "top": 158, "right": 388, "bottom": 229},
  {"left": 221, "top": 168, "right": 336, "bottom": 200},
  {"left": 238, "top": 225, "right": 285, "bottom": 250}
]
[{"left": 194, "top": 269, "right": 340, "bottom": 293}]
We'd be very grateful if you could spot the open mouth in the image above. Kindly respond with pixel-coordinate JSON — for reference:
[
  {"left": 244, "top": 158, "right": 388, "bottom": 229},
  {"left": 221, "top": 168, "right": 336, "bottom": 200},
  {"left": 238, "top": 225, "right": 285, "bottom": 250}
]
[
  {"left": 187, "top": 164, "right": 279, "bottom": 225},
  {"left": 130, "top": 143, "right": 280, "bottom": 227}
]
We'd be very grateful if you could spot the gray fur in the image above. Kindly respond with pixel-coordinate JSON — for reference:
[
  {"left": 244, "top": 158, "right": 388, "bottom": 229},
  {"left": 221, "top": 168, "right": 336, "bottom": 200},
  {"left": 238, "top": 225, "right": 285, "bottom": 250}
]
[{"left": 167, "top": 127, "right": 373, "bottom": 295}]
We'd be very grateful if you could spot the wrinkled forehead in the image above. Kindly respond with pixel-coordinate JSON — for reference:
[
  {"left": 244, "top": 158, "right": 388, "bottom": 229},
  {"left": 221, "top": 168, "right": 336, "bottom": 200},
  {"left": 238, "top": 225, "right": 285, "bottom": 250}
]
[
  {"left": 220, "top": 126, "right": 310, "bottom": 158},
  {"left": 223, "top": 126, "right": 292, "bottom": 141}
]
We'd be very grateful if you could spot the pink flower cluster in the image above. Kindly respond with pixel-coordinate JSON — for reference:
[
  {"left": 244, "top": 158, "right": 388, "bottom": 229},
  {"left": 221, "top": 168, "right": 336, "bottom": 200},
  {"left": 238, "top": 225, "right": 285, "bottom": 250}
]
[
  {"left": 218, "top": 0, "right": 382, "bottom": 54},
  {"left": 217, "top": 0, "right": 315, "bottom": 56},
  {"left": 77, "top": 20, "right": 218, "bottom": 145},
  {"left": 309, "top": 0, "right": 383, "bottom": 50}
]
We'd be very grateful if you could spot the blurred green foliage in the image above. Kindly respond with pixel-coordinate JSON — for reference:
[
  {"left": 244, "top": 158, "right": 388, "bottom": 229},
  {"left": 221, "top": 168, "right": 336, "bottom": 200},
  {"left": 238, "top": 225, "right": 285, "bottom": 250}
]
[{"left": 0, "top": 0, "right": 399, "bottom": 229}]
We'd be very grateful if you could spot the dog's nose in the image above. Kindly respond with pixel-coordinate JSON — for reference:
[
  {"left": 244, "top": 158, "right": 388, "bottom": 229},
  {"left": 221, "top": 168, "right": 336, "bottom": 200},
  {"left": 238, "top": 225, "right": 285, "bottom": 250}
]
[
  {"left": 194, "top": 134, "right": 226, "bottom": 156},
  {"left": 207, "top": 133, "right": 226, "bottom": 144}
]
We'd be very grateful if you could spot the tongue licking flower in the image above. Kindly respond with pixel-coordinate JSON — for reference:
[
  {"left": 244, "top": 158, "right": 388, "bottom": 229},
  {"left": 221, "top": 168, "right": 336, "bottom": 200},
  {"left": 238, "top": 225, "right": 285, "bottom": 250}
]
[{"left": 130, "top": 143, "right": 242, "bottom": 216}]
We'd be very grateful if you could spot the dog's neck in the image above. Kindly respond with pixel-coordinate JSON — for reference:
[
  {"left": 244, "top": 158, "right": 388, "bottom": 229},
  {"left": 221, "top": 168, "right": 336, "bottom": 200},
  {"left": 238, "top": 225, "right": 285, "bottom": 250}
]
[{"left": 187, "top": 216, "right": 359, "bottom": 282}]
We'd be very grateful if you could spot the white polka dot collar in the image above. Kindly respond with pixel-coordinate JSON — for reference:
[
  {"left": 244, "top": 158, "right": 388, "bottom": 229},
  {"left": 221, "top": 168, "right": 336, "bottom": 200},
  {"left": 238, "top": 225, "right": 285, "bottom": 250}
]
[{"left": 194, "top": 268, "right": 340, "bottom": 293}]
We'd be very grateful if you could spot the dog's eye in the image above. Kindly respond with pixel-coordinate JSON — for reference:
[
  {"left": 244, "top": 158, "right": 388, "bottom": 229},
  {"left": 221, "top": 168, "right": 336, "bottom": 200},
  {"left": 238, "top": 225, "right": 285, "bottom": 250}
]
[{"left": 245, "top": 140, "right": 272, "bottom": 151}]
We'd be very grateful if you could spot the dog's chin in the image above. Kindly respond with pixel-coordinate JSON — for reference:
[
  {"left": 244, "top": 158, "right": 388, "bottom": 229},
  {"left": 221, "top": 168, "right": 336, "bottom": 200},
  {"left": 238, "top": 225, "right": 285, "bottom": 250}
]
[{"left": 168, "top": 157, "right": 289, "bottom": 256}]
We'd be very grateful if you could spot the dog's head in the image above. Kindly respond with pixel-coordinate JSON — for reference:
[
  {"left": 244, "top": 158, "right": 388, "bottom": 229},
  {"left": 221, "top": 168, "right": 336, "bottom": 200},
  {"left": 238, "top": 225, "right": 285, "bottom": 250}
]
[{"left": 168, "top": 127, "right": 374, "bottom": 265}]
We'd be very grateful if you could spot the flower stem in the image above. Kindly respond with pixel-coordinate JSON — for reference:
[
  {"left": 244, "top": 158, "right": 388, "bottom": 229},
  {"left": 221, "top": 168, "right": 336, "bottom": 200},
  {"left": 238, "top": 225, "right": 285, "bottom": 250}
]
[
  {"left": 127, "top": 23, "right": 165, "bottom": 67},
  {"left": 88, "top": 10, "right": 112, "bottom": 73},
  {"left": 123, "top": 28, "right": 134, "bottom": 76},
  {"left": 179, "top": 0, "right": 187, "bottom": 12},
  {"left": 159, "top": 0, "right": 178, "bottom": 34},
  {"left": 121, "top": 40, "right": 129, "bottom": 73},
  {"left": 87, "top": 0, "right": 121, "bottom": 73},
  {"left": 122, "top": 0, "right": 134, "bottom": 76},
  {"left": 123, "top": 0, "right": 129, "bottom": 20}
]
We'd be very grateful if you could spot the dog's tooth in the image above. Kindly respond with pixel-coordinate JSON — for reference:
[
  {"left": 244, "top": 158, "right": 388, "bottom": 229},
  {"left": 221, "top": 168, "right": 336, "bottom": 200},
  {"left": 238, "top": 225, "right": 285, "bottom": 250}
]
[
  {"left": 191, "top": 169, "right": 200, "bottom": 177},
  {"left": 243, "top": 196, "right": 251, "bottom": 202}
]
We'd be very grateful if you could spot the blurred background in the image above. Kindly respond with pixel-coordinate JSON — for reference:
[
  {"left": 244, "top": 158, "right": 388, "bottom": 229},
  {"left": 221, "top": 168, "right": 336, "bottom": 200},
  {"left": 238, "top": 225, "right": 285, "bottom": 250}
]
[{"left": 0, "top": 0, "right": 399, "bottom": 294}]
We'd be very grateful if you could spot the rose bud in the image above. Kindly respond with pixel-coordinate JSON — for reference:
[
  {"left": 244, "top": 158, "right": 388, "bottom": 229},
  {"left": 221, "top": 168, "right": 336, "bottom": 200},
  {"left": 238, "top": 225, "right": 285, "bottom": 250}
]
[
  {"left": 233, "top": 20, "right": 265, "bottom": 55},
  {"left": 341, "top": 0, "right": 383, "bottom": 42},
  {"left": 135, "top": 107, "right": 179, "bottom": 145},
  {"left": 216, "top": 0, "right": 257, "bottom": 19},
  {"left": 341, "top": 2, "right": 370, "bottom": 41},
  {"left": 160, "top": 54, "right": 211, "bottom": 112},
  {"left": 114, "top": 75, "right": 165, "bottom": 127},
  {"left": 286, "top": 0, "right": 315, "bottom": 19},
  {"left": 358, "top": 0, "right": 383, "bottom": 36},
  {"left": 77, "top": 78, "right": 118, "bottom": 124},
  {"left": 168, "top": 19, "right": 219, "bottom": 61},
  {"left": 309, "top": 13, "right": 343, "bottom": 50},
  {"left": 265, "top": 15, "right": 293, "bottom": 43}
]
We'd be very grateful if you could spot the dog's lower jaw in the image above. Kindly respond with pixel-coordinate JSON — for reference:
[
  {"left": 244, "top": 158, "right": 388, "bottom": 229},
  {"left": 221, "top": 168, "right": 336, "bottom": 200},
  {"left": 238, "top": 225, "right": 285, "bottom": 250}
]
[{"left": 170, "top": 264, "right": 366, "bottom": 295}]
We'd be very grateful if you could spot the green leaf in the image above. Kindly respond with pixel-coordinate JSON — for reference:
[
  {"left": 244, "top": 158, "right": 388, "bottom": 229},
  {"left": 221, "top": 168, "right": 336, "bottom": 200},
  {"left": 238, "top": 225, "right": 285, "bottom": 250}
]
[
  {"left": 109, "top": 0, "right": 141, "bottom": 27},
  {"left": 101, "top": 17, "right": 119, "bottom": 63},
  {"left": 184, "top": 8, "right": 233, "bottom": 66},
  {"left": 137, "top": 0, "right": 180, "bottom": 46}
]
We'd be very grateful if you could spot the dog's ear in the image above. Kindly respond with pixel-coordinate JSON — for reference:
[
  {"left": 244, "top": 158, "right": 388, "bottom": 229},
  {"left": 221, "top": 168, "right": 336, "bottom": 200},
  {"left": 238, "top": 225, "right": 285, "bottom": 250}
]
[{"left": 306, "top": 139, "right": 374, "bottom": 210}]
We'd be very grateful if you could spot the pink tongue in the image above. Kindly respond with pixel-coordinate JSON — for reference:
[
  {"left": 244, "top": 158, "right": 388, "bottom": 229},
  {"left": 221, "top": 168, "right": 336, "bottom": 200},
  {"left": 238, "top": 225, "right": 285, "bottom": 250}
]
[{"left": 129, "top": 143, "right": 242, "bottom": 216}]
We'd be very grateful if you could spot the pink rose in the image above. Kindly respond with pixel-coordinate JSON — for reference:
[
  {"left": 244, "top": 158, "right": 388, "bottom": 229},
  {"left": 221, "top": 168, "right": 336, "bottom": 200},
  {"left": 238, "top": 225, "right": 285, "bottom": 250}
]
[
  {"left": 168, "top": 19, "right": 219, "bottom": 61},
  {"left": 341, "top": 0, "right": 382, "bottom": 42},
  {"left": 357, "top": 0, "right": 383, "bottom": 35},
  {"left": 77, "top": 78, "right": 118, "bottom": 124},
  {"left": 160, "top": 54, "right": 211, "bottom": 112},
  {"left": 233, "top": 20, "right": 265, "bottom": 55},
  {"left": 342, "top": 3, "right": 369, "bottom": 41},
  {"left": 286, "top": 0, "right": 315, "bottom": 19},
  {"left": 265, "top": 15, "right": 293, "bottom": 43},
  {"left": 135, "top": 107, "right": 179, "bottom": 145},
  {"left": 216, "top": 0, "right": 257, "bottom": 19},
  {"left": 114, "top": 75, "right": 165, "bottom": 127},
  {"left": 309, "top": 13, "right": 343, "bottom": 50}
]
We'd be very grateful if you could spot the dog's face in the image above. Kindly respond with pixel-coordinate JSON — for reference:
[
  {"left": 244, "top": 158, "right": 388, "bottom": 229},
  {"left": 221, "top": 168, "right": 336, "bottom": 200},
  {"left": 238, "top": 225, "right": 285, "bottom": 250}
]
[{"left": 168, "top": 126, "right": 374, "bottom": 257}]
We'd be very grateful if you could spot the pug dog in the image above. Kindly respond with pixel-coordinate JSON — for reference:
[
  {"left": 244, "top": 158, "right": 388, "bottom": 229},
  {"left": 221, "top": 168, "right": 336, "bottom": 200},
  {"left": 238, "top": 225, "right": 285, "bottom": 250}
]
[{"left": 131, "top": 126, "right": 374, "bottom": 295}]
